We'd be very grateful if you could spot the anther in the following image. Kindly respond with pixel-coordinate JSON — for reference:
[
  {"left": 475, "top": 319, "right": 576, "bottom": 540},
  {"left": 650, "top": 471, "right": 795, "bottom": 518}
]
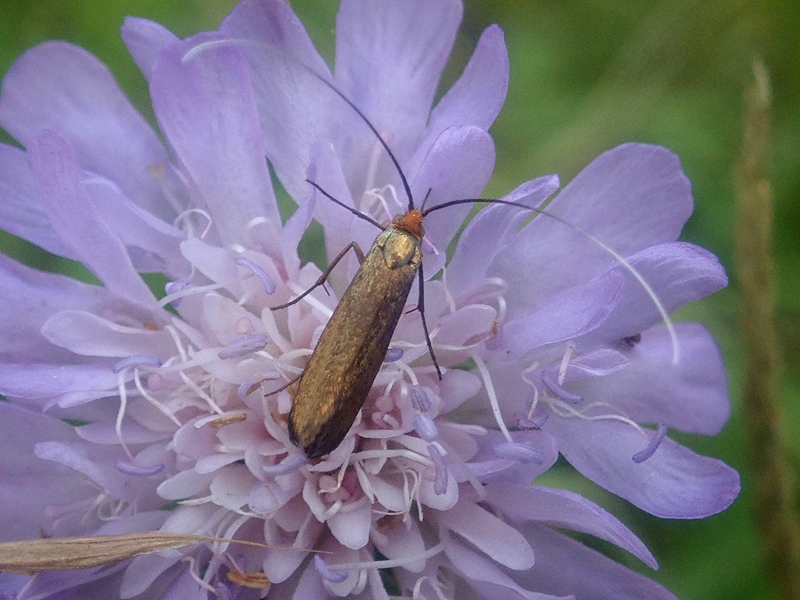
[
  {"left": 235, "top": 256, "right": 276, "bottom": 295},
  {"left": 314, "top": 555, "right": 348, "bottom": 583},
  {"left": 217, "top": 334, "right": 268, "bottom": 360},
  {"left": 540, "top": 371, "right": 583, "bottom": 404},
  {"left": 632, "top": 422, "right": 668, "bottom": 463},
  {"left": 261, "top": 453, "right": 307, "bottom": 477},
  {"left": 413, "top": 414, "right": 439, "bottom": 442},
  {"left": 494, "top": 442, "right": 543, "bottom": 464},
  {"left": 384, "top": 347, "right": 404, "bottom": 363},
  {"left": 164, "top": 280, "right": 191, "bottom": 306},
  {"left": 409, "top": 386, "right": 432, "bottom": 413}
]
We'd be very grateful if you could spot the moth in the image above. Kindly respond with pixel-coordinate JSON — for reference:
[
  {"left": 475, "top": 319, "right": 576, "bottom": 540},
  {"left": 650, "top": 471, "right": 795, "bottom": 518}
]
[{"left": 272, "top": 76, "right": 537, "bottom": 458}]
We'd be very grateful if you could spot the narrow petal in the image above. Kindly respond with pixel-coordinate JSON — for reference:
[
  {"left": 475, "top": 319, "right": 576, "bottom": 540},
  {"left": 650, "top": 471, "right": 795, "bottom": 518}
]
[
  {"left": 442, "top": 530, "right": 546, "bottom": 600},
  {"left": 371, "top": 518, "right": 426, "bottom": 573},
  {"left": 14, "top": 567, "right": 121, "bottom": 600},
  {"left": 413, "top": 125, "right": 496, "bottom": 276},
  {"left": 209, "top": 465, "right": 252, "bottom": 511},
  {"left": 306, "top": 141, "right": 372, "bottom": 294},
  {"left": 486, "top": 484, "right": 657, "bottom": 568},
  {"left": 446, "top": 174, "right": 559, "bottom": 301},
  {"left": 335, "top": 0, "right": 463, "bottom": 156},
  {"left": 84, "top": 174, "right": 186, "bottom": 277},
  {"left": 500, "top": 269, "right": 624, "bottom": 357},
  {"left": 515, "top": 524, "right": 680, "bottom": 600},
  {"left": 327, "top": 497, "right": 372, "bottom": 550},
  {"left": 0, "top": 144, "right": 76, "bottom": 259},
  {"left": 27, "top": 130, "right": 159, "bottom": 310},
  {"left": 578, "top": 242, "right": 728, "bottom": 345},
  {"left": 574, "top": 323, "right": 730, "bottom": 435},
  {"left": 0, "top": 254, "right": 109, "bottom": 361},
  {"left": 120, "top": 17, "right": 179, "bottom": 80},
  {"left": 428, "top": 24, "right": 509, "bottom": 141},
  {"left": 547, "top": 417, "right": 740, "bottom": 518},
  {"left": 41, "top": 310, "right": 176, "bottom": 358},
  {"left": 159, "top": 568, "right": 204, "bottom": 600},
  {"left": 492, "top": 144, "right": 694, "bottom": 312},
  {"left": 0, "top": 41, "right": 172, "bottom": 219},
  {"left": 34, "top": 442, "right": 132, "bottom": 500},
  {"left": 150, "top": 34, "right": 281, "bottom": 251},
  {"left": 0, "top": 403, "right": 86, "bottom": 542},
  {"left": 0, "top": 363, "right": 118, "bottom": 403},
  {"left": 121, "top": 551, "right": 179, "bottom": 598},
  {"left": 220, "top": 0, "right": 333, "bottom": 201},
  {"left": 438, "top": 500, "right": 534, "bottom": 570}
]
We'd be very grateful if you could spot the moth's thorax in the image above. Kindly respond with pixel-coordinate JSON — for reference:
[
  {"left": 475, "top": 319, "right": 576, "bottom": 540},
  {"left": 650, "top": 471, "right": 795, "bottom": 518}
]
[{"left": 377, "top": 227, "right": 423, "bottom": 270}]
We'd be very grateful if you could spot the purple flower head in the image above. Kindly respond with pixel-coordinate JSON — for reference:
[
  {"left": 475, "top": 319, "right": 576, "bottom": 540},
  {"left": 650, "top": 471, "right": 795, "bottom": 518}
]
[{"left": 0, "top": 1, "right": 737, "bottom": 599}]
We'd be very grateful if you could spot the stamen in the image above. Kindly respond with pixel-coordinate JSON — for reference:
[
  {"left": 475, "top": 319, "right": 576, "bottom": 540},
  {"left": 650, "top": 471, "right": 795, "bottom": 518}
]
[
  {"left": 314, "top": 555, "right": 349, "bottom": 583},
  {"left": 115, "top": 376, "right": 134, "bottom": 462},
  {"left": 392, "top": 357, "right": 420, "bottom": 386},
  {"left": 165, "top": 324, "right": 190, "bottom": 363},
  {"left": 558, "top": 342, "right": 576, "bottom": 385},
  {"left": 413, "top": 414, "right": 439, "bottom": 442},
  {"left": 235, "top": 256, "right": 276, "bottom": 295},
  {"left": 436, "top": 438, "right": 485, "bottom": 501},
  {"left": 160, "top": 281, "right": 226, "bottom": 309},
  {"left": 237, "top": 372, "right": 281, "bottom": 400},
  {"left": 409, "top": 386, "right": 432, "bottom": 413},
  {"left": 164, "top": 280, "right": 191, "bottom": 307},
  {"left": 350, "top": 448, "right": 431, "bottom": 465},
  {"left": 112, "top": 354, "right": 162, "bottom": 373},
  {"left": 495, "top": 294, "right": 507, "bottom": 324},
  {"left": 494, "top": 442, "right": 543, "bottom": 464},
  {"left": 213, "top": 581, "right": 232, "bottom": 600},
  {"left": 384, "top": 347, "right": 404, "bottom": 363},
  {"left": 540, "top": 371, "right": 583, "bottom": 404},
  {"left": 427, "top": 444, "right": 448, "bottom": 496},
  {"left": 471, "top": 353, "right": 513, "bottom": 443},
  {"left": 133, "top": 370, "right": 182, "bottom": 427},
  {"left": 381, "top": 413, "right": 401, "bottom": 428},
  {"left": 362, "top": 184, "right": 398, "bottom": 222},
  {"left": 517, "top": 410, "right": 548, "bottom": 429},
  {"left": 632, "top": 422, "right": 668, "bottom": 463},
  {"left": 174, "top": 207, "right": 213, "bottom": 239},
  {"left": 261, "top": 453, "right": 307, "bottom": 477},
  {"left": 440, "top": 266, "right": 457, "bottom": 314},
  {"left": 179, "top": 371, "right": 224, "bottom": 415},
  {"left": 328, "top": 542, "right": 445, "bottom": 572},
  {"left": 115, "top": 459, "right": 165, "bottom": 477},
  {"left": 183, "top": 555, "right": 219, "bottom": 595},
  {"left": 217, "top": 334, "right": 268, "bottom": 360}
]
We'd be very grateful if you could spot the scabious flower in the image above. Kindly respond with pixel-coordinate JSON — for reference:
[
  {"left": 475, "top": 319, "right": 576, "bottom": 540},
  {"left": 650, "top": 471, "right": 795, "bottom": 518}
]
[{"left": 0, "top": 1, "right": 738, "bottom": 599}]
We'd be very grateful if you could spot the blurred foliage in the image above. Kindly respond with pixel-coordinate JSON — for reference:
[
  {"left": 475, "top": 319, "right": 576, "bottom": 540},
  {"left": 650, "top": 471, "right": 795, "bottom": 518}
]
[{"left": 1, "top": 1, "right": 798, "bottom": 599}]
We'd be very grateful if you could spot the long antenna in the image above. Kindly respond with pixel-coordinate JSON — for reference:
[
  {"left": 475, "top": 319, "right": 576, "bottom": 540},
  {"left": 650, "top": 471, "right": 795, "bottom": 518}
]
[
  {"left": 303, "top": 72, "right": 416, "bottom": 212},
  {"left": 183, "top": 39, "right": 680, "bottom": 363}
]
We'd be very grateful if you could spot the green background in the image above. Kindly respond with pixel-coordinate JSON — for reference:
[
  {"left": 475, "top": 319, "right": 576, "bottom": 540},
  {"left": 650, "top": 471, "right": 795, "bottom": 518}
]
[{"left": 1, "top": 1, "right": 797, "bottom": 599}]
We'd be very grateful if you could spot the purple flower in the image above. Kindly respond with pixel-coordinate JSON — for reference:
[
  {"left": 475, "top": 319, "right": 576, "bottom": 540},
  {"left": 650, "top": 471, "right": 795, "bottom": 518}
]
[{"left": 0, "top": 1, "right": 737, "bottom": 599}]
